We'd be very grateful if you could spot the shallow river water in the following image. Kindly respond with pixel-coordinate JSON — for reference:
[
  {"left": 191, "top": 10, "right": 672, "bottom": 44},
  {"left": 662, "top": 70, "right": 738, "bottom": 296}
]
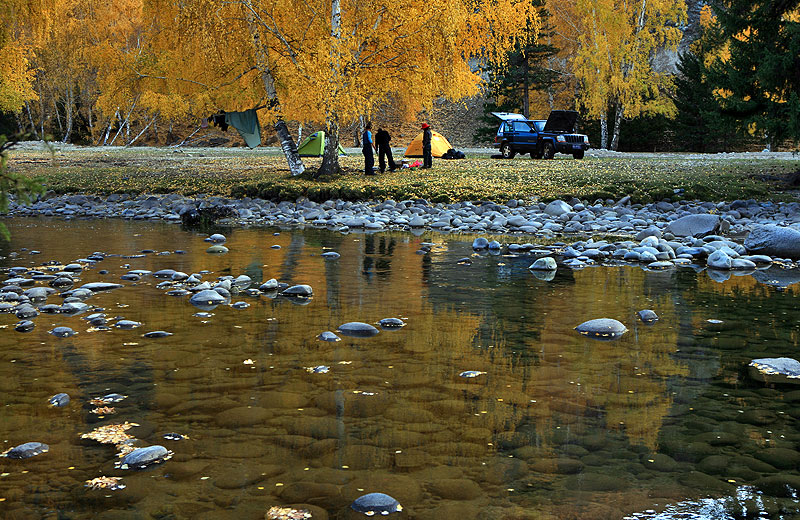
[{"left": 1, "top": 218, "right": 800, "bottom": 520}]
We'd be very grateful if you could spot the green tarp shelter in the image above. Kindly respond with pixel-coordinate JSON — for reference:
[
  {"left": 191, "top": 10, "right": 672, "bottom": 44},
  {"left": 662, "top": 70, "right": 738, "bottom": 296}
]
[
  {"left": 297, "top": 131, "right": 347, "bottom": 157},
  {"left": 225, "top": 109, "right": 262, "bottom": 149}
]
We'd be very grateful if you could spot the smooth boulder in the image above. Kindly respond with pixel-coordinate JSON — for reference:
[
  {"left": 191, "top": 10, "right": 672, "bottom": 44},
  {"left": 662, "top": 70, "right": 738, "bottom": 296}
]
[
  {"left": 749, "top": 357, "right": 800, "bottom": 385},
  {"left": 666, "top": 214, "right": 721, "bottom": 238},
  {"left": 744, "top": 225, "right": 800, "bottom": 259},
  {"left": 575, "top": 318, "right": 628, "bottom": 340},
  {"left": 337, "top": 322, "right": 379, "bottom": 338}
]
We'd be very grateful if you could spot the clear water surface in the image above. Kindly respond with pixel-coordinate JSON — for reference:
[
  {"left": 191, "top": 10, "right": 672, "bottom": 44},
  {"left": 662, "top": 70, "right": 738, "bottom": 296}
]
[{"left": 1, "top": 217, "right": 799, "bottom": 520}]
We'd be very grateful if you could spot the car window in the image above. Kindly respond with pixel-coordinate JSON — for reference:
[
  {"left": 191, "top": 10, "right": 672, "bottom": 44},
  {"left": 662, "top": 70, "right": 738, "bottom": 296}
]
[
  {"left": 532, "top": 121, "right": 545, "bottom": 132},
  {"left": 503, "top": 122, "right": 513, "bottom": 132},
  {"left": 512, "top": 121, "right": 531, "bottom": 132}
]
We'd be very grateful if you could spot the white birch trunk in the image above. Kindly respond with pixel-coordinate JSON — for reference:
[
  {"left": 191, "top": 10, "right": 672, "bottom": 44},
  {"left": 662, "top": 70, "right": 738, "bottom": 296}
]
[{"left": 600, "top": 113, "right": 609, "bottom": 149}]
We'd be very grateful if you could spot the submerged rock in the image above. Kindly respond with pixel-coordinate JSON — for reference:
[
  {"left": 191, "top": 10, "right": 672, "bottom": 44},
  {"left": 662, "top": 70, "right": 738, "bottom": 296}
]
[
  {"left": 49, "top": 326, "right": 77, "bottom": 338},
  {"left": 116, "top": 445, "right": 173, "bottom": 470},
  {"left": 350, "top": 492, "right": 403, "bottom": 515},
  {"left": 378, "top": 318, "right": 405, "bottom": 329},
  {"left": 206, "top": 244, "right": 229, "bottom": 254},
  {"left": 337, "top": 322, "right": 380, "bottom": 338},
  {"left": 317, "top": 331, "right": 341, "bottom": 342},
  {"left": 637, "top": 310, "right": 659, "bottom": 323},
  {"left": 143, "top": 331, "right": 173, "bottom": 338},
  {"left": 749, "top": 358, "right": 800, "bottom": 385},
  {"left": 281, "top": 284, "right": 313, "bottom": 297},
  {"left": 1, "top": 442, "right": 49, "bottom": 459},
  {"left": 575, "top": 318, "right": 628, "bottom": 340},
  {"left": 49, "top": 393, "right": 70, "bottom": 407},
  {"left": 15, "top": 320, "right": 35, "bottom": 333}
]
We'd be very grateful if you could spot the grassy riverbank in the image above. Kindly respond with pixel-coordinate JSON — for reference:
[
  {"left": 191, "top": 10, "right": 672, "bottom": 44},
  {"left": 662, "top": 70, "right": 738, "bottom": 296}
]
[{"left": 8, "top": 144, "right": 800, "bottom": 204}]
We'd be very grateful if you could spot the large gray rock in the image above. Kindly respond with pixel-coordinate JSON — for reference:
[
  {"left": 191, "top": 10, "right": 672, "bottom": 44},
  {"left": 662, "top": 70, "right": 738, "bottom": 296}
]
[
  {"left": 744, "top": 225, "right": 800, "bottom": 259},
  {"left": 749, "top": 357, "right": 800, "bottom": 385},
  {"left": 575, "top": 318, "right": 628, "bottom": 340},
  {"left": 666, "top": 214, "right": 721, "bottom": 237},
  {"left": 544, "top": 200, "right": 572, "bottom": 217}
]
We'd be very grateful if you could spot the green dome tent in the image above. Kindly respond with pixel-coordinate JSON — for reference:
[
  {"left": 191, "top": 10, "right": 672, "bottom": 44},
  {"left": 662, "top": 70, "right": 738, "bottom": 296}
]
[{"left": 296, "top": 131, "right": 347, "bottom": 157}]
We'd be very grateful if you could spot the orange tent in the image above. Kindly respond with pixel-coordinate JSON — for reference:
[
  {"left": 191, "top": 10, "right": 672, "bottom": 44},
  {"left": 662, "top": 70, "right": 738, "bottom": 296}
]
[{"left": 403, "top": 131, "right": 453, "bottom": 158}]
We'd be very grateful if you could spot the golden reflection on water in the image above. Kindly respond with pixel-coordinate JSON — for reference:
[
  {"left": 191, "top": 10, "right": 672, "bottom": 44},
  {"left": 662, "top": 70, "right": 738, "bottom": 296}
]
[{"left": 0, "top": 218, "right": 797, "bottom": 520}]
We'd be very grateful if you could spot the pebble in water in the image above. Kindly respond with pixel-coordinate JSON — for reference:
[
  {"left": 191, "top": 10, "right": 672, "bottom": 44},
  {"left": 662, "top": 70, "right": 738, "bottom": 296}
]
[
  {"left": 15, "top": 320, "right": 35, "bottom": 333},
  {"left": 115, "top": 445, "right": 173, "bottom": 470},
  {"left": 321, "top": 251, "right": 341, "bottom": 259},
  {"left": 143, "top": 331, "right": 173, "bottom": 338},
  {"left": 378, "top": 318, "right": 405, "bottom": 329},
  {"left": 637, "top": 309, "right": 659, "bottom": 323},
  {"left": 350, "top": 492, "right": 403, "bottom": 516},
  {"left": 317, "top": 331, "right": 341, "bottom": 342},
  {"left": 281, "top": 284, "right": 313, "bottom": 297},
  {"left": 49, "top": 326, "right": 77, "bottom": 338},
  {"left": 48, "top": 393, "right": 70, "bottom": 407},
  {"left": 0, "top": 442, "right": 49, "bottom": 459},
  {"left": 459, "top": 371, "right": 486, "bottom": 378},
  {"left": 337, "top": 322, "right": 380, "bottom": 338},
  {"left": 206, "top": 244, "right": 229, "bottom": 254},
  {"left": 162, "top": 432, "right": 189, "bottom": 441},
  {"left": 206, "top": 233, "right": 226, "bottom": 243},
  {"left": 230, "top": 301, "right": 250, "bottom": 309},
  {"left": 115, "top": 320, "right": 142, "bottom": 329},
  {"left": 306, "top": 365, "right": 330, "bottom": 374},
  {"left": 575, "top": 318, "right": 628, "bottom": 340}
]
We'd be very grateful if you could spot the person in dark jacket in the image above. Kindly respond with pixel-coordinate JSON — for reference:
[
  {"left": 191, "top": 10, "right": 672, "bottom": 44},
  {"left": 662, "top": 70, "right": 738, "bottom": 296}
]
[
  {"left": 375, "top": 127, "right": 397, "bottom": 173},
  {"left": 362, "top": 122, "right": 376, "bottom": 175},
  {"left": 421, "top": 123, "right": 432, "bottom": 169}
]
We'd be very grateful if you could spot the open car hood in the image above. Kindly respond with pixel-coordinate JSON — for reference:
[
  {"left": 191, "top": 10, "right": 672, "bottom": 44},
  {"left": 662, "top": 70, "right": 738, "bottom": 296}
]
[
  {"left": 491, "top": 112, "right": 529, "bottom": 122},
  {"left": 543, "top": 110, "right": 579, "bottom": 133}
]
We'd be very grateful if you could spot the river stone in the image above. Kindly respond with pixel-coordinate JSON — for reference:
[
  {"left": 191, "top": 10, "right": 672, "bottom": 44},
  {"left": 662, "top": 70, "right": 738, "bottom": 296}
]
[
  {"left": 260, "top": 278, "right": 279, "bottom": 291},
  {"left": 529, "top": 257, "right": 557, "bottom": 270},
  {"left": 24, "top": 287, "right": 49, "bottom": 302},
  {"left": 60, "top": 301, "right": 90, "bottom": 315},
  {"left": 754, "top": 475, "right": 800, "bottom": 497},
  {"left": 116, "top": 445, "right": 172, "bottom": 470},
  {"left": 637, "top": 309, "right": 659, "bottom": 323},
  {"left": 564, "top": 472, "right": 628, "bottom": 491},
  {"left": 153, "top": 269, "right": 176, "bottom": 279},
  {"left": 350, "top": 493, "right": 402, "bottom": 515},
  {"left": 745, "top": 225, "right": 800, "bottom": 259},
  {"left": 49, "top": 326, "right": 77, "bottom": 338},
  {"left": 749, "top": 357, "right": 800, "bottom": 384},
  {"left": 15, "top": 320, "right": 35, "bottom": 332},
  {"left": 215, "top": 406, "right": 270, "bottom": 427},
  {"left": 337, "top": 322, "right": 380, "bottom": 338},
  {"left": 206, "top": 244, "right": 229, "bottom": 254},
  {"left": 143, "top": 331, "right": 173, "bottom": 338},
  {"left": 49, "top": 393, "right": 70, "bottom": 407},
  {"left": 575, "top": 318, "right": 628, "bottom": 340},
  {"left": 80, "top": 282, "right": 124, "bottom": 292},
  {"left": 666, "top": 214, "right": 721, "bottom": 238},
  {"left": 281, "top": 284, "right": 313, "bottom": 297},
  {"left": 317, "top": 331, "right": 341, "bottom": 342},
  {"left": 472, "top": 237, "right": 489, "bottom": 250},
  {"left": 1, "top": 441, "right": 49, "bottom": 459},
  {"left": 707, "top": 249, "right": 733, "bottom": 269},
  {"left": 378, "top": 318, "right": 405, "bottom": 329},
  {"left": 544, "top": 200, "right": 572, "bottom": 217},
  {"left": 207, "top": 233, "right": 226, "bottom": 243},
  {"left": 115, "top": 320, "right": 142, "bottom": 329},
  {"left": 322, "top": 251, "right": 341, "bottom": 259},
  {"left": 427, "top": 479, "right": 482, "bottom": 501},
  {"left": 754, "top": 448, "right": 800, "bottom": 470},
  {"left": 15, "top": 303, "right": 38, "bottom": 319},
  {"left": 190, "top": 289, "right": 227, "bottom": 307}
]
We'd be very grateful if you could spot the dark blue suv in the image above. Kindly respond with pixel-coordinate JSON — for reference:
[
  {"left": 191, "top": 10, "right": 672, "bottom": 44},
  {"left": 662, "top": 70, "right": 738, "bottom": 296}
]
[{"left": 493, "top": 110, "right": 590, "bottom": 159}]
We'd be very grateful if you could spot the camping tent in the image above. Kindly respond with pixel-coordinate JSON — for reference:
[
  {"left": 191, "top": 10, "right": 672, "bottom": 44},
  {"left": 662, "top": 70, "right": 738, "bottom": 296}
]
[
  {"left": 297, "top": 131, "right": 347, "bottom": 157},
  {"left": 404, "top": 131, "right": 453, "bottom": 158}
]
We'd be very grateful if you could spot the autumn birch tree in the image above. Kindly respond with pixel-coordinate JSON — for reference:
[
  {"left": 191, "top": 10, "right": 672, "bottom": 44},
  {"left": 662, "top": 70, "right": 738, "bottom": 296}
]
[{"left": 572, "top": 0, "right": 685, "bottom": 149}]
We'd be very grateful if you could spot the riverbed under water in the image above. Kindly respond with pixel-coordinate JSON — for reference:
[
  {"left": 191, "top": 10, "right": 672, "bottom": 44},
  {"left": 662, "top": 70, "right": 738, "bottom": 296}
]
[{"left": 1, "top": 218, "right": 800, "bottom": 520}]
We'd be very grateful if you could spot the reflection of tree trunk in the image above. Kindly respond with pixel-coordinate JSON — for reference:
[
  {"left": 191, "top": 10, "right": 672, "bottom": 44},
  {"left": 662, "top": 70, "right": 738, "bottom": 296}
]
[
  {"left": 600, "top": 113, "right": 608, "bottom": 149},
  {"left": 610, "top": 102, "right": 624, "bottom": 151},
  {"left": 280, "top": 233, "right": 306, "bottom": 282}
]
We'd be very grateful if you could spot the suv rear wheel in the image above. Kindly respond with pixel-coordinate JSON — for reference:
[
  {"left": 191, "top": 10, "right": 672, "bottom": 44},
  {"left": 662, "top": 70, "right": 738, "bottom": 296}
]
[
  {"left": 542, "top": 142, "right": 556, "bottom": 160},
  {"left": 500, "top": 143, "right": 516, "bottom": 159}
]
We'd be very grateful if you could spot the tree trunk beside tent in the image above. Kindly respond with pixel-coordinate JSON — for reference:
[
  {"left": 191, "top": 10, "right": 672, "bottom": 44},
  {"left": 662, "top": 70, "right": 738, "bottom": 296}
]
[{"left": 319, "top": 117, "right": 341, "bottom": 177}]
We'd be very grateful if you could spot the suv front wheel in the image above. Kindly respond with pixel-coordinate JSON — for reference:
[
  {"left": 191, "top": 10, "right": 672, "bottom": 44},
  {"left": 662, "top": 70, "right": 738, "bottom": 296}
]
[{"left": 500, "top": 143, "right": 516, "bottom": 159}]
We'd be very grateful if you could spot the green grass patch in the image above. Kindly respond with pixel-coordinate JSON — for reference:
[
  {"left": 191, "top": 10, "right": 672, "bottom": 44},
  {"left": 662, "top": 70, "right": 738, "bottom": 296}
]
[{"left": 7, "top": 146, "right": 798, "bottom": 204}]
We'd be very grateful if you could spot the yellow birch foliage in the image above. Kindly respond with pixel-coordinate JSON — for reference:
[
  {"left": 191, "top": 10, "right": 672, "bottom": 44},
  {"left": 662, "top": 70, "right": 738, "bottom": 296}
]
[
  {"left": 134, "top": 0, "right": 540, "bottom": 128},
  {"left": 572, "top": 0, "right": 686, "bottom": 119}
]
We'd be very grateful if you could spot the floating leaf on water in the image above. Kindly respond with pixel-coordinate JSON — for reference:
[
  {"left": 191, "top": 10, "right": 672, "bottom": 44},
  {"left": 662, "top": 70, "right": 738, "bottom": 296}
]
[
  {"left": 80, "top": 422, "right": 138, "bottom": 445},
  {"left": 90, "top": 406, "right": 116, "bottom": 415},
  {"left": 266, "top": 506, "right": 313, "bottom": 520},
  {"left": 243, "top": 359, "right": 254, "bottom": 365},
  {"left": 85, "top": 476, "right": 126, "bottom": 491}
]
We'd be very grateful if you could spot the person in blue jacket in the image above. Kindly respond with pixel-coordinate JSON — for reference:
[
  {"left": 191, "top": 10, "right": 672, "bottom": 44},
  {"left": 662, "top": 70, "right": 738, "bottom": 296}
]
[{"left": 362, "top": 122, "right": 376, "bottom": 175}]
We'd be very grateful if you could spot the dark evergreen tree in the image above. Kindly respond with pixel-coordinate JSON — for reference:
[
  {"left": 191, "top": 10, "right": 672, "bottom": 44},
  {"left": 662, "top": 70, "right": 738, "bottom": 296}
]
[
  {"left": 707, "top": 0, "right": 800, "bottom": 146},
  {"left": 474, "top": 1, "right": 560, "bottom": 144},
  {"left": 672, "top": 51, "right": 739, "bottom": 152}
]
